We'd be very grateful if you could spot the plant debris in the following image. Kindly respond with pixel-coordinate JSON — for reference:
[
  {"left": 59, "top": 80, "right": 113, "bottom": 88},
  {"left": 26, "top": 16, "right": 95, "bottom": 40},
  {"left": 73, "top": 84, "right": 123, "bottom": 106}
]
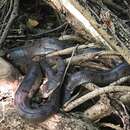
[{"left": 0, "top": 0, "right": 130, "bottom": 130}]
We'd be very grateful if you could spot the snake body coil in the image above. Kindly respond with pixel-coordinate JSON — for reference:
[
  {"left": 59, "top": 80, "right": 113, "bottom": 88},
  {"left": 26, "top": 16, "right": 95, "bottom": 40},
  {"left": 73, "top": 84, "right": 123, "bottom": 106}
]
[{"left": 64, "top": 62, "right": 130, "bottom": 102}]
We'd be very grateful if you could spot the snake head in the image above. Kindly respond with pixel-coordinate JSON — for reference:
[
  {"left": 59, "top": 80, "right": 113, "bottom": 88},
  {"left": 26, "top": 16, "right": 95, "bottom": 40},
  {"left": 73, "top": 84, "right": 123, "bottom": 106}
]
[{"left": 6, "top": 48, "right": 28, "bottom": 60}]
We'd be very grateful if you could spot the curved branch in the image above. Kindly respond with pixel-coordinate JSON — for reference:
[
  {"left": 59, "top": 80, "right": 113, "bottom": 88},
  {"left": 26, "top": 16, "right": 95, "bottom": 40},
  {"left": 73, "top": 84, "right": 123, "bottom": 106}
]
[{"left": 63, "top": 85, "right": 130, "bottom": 112}]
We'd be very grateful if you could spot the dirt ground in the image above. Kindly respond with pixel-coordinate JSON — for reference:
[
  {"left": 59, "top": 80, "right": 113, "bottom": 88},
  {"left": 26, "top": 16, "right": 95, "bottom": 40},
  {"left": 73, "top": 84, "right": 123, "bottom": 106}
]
[
  {"left": 0, "top": 91, "right": 90, "bottom": 130},
  {"left": 0, "top": 82, "right": 47, "bottom": 130}
]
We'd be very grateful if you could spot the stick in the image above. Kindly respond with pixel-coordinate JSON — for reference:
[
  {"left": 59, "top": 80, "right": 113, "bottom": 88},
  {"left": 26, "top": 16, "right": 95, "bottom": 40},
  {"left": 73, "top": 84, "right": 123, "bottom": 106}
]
[
  {"left": 0, "top": 0, "right": 19, "bottom": 48},
  {"left": 101, "top": 123, "right": 123, "bottom": 130},
  {"left": 6, "top": 22, "right": 68, "bottom": 40},
  {"left": 46, "top": 44, "right": 90, "bottom": 57},
  {"left": 61, "top": 0, "right": 113, "bottom": 50},
  {"left": 60, "top": 44, "right": 79, "bottom": 87},
  {"left": 65, "top": 52, "right": 97, "bottom": 64},
  {"left": 65, "top": 50, "right": 119, "bottom": 64},
  {"left": 0, "top": 0, "right": 13, "bottom": 36},
  {"left": 110, "top": 76, "right": 130, "bottom": 85},
  {"left": 63, "top": 85, "right": 130, "bottom": 112},
  {"left": 59, "top": 34, "right": 85, "bottom": 42}
]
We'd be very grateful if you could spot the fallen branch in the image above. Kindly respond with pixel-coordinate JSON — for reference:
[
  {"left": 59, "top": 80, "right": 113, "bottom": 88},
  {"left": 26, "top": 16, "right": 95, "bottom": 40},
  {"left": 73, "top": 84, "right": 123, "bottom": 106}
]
[
  {"left": 60, "top": 0, "right": 113, "bottom": 50},
  {"left": 51, "top": 0, "right": 130, "bottom": 65},
  {"left": 84, "top": 101, "right": 112, "bottom": 121},
  {"left": 83, "top": 83, "right": 112, "bottom": 121},
  {"left": 63, "top": 85, "right": 130, "bottom": 112}
]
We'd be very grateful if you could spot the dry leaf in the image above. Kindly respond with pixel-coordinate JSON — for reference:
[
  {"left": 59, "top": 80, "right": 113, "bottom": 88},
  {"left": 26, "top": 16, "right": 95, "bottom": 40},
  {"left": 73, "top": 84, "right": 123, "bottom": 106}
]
[{"left": 26, "top": 18, "right": 39, "bottom": 28}]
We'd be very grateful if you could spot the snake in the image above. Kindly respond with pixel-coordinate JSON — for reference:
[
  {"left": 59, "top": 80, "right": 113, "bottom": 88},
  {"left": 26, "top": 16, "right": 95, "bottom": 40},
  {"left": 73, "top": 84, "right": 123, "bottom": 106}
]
[
  {"left": 6, "top": 38, "right": 72, "bottom": 59},
  {"left": 12, "top": 38, "right": 65, "bottom": 121},
  {"left": 6, "top": 38, "right": 68, "bottom": 73},
  {"left": 14, "top": 57, "right": 65, "bottom": 121},
  {"left": 63, "top": 62, "right": 130, "bottom": 103},
  {"left": 9, "top": 39, "right": 129, "bottom": 120}
]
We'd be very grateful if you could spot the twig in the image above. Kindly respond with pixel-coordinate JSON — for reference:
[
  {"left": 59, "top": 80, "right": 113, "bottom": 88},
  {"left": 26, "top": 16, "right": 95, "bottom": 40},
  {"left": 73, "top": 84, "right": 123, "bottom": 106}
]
[
  {"left": 63, "top": 85, "right": 130, "bottom": 112},
  {"left": 64, "top": 83, "right": 99, "bottom": 108},
  {"left": 110, "top": 98, "right": 130, "bottom": 130},
  {"left": 0, "top": 0, "right": 7, "bottom": 23},
  {"left": 63, "top": 90, "right": 80, "bottom": 108},
  {"left": 6, "top": 22, "right": 68, "bottom": 40},
  {"left": 0, "top": 0, "right": 7, "bottom": 10},
  {"left": 61, "top": 0, "right": 113, "bottom": 50},
  {"left": 0, "top": 0, "right": 13, "bottom": 36},
  {"left": 110, "top": 76, "right": 130, "bottom": 86},
  {"left": 100, "top": 123, "right": 123, "bottom": 130},
  {"left": 65, "top": 50, "right": 120, "bottom": 64},
  {"left": 58, "top": 34, "right": 85, "bottom": 42},
  {"left": 84, "top": 83, "right": 98, "bottom": 91},
  {"left": 120, "top": 92, "right": 130, "bottom": 105},
  {"left": 97, "top": 51, "right": 120, "bottom": 57},
  {"left": 46, "top": 44, "right": 90, "bottom": 57},
  {"left": 76, "top": 61, "right": 110, "bottom": 70},
  {"left": 102, "top": 0, "right": 128, "bottom": 14},
  {"left": 65, "top": 52, "right": 98, "bottom": 64},
  {"left": 0, "top": 0, "right": 20, "bottom": 48},
  {"left": 60, "top": 44, "right": 79, "bottom": 86}
]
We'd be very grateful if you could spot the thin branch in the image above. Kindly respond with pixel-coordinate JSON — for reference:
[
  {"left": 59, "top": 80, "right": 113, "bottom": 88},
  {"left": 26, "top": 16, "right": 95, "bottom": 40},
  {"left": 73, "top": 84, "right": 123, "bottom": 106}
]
[
  {"left": 58, "top": 34, "right": 85, "bottom": 42},
  {"left": 101, "top": 123, "right": 123, "bottom": 130},
  {"left": 46, "top": 44, "right": 90, "bottom": 57},
  {"left": 60, "top": 44, "right": 79, "bottom": 87},
  {"left": 110, "top": 76, "right": 130, "bottom": 86},
  {"left": 65, "top": 52, "right": 97, "bottom": 64},
  {"left": 63, "top": 86, "right": 130, "bottom": 112},
  {"left": 110, "top": 98, "right": 130, "bottom": 130},
  {"left": 0, "top": 0, "right": 13, "bottom": 36},
  {"left": 6, "top": 22, "right": 68, "bottom": 40},
  {"left": 65, "top": 50, "right": 119, "bottom": 64},
  {"left": 0, "top": 0, "right": 20, "bottom": 48}
]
